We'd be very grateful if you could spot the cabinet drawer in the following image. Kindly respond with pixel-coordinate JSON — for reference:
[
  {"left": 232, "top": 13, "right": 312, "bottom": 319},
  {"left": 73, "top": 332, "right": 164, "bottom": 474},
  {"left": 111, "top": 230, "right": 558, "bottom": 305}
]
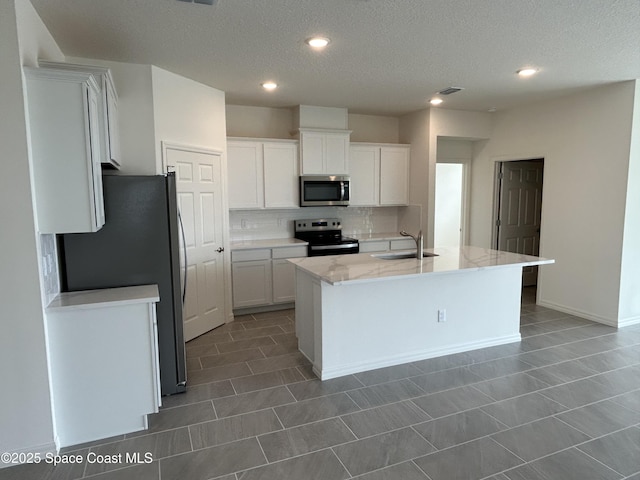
[
  {"left": 231, "top": 249, "right": 271, "bottom": 262},
  {"left": 390, "top": 239, "right": 416, "bottom": 250},
  {"left": 272, "top": 245, "right": 308, "bottom": 259},
  {"left": 358, "top": 241, "right": 390, "bottom": 253}
]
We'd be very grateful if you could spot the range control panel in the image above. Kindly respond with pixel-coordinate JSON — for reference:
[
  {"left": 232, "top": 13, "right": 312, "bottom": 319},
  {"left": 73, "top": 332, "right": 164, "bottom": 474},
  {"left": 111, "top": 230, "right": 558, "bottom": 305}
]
[{"left": 295, "top": 218, "right": 342, "bottom": 232}]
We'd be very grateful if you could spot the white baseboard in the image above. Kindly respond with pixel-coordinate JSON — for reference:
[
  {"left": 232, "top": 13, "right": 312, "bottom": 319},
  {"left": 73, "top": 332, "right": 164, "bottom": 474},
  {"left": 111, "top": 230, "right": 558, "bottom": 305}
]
[
  {"left": 537, "top": 300, "right": 619, "bottom": 327},
  {"left": 618, "top": 315, "right": 640, "bottom": 328},
  {"left": 0, "top": 442, "right": 57, "bottom": 469},
  {"left": 316, "top": 334, "right": 521, "bottom": 381},
  {"left": 539, "top": 300, "right": 640, "bottom": 328}
]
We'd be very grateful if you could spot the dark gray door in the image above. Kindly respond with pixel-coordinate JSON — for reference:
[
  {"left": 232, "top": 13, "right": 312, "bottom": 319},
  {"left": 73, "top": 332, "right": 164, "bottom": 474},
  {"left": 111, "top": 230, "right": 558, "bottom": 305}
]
[{"left": 496, "top": 159, "right": 544, "bottom": 286}]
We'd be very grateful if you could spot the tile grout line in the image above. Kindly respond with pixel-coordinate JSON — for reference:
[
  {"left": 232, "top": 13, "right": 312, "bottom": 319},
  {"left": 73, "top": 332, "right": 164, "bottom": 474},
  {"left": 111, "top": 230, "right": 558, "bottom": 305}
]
[{"left": 54, "top": 305, "right": 640, "bottom": 480}]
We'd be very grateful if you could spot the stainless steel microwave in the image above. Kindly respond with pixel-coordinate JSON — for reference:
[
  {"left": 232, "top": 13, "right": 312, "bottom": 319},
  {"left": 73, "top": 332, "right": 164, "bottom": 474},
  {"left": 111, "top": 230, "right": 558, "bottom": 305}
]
[{"left": 300, "top": 175, "right": 350, "bottom": 207}]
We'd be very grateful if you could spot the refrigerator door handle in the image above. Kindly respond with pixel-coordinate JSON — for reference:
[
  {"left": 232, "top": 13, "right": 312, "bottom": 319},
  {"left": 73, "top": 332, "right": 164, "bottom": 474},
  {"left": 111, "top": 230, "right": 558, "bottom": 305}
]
[{"left": 178, "top": 210, "right": 188, "bottom": 305}]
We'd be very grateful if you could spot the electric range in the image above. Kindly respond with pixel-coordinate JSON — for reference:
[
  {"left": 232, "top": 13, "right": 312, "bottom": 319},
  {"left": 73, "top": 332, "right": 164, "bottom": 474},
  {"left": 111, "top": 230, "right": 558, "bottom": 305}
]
[{"left": 294, "top": 218, "right": 359, "bottom": 257}]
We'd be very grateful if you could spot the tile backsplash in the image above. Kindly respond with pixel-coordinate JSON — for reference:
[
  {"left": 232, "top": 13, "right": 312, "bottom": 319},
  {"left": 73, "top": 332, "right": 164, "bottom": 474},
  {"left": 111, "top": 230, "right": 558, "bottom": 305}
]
[
  {"left": 39, "top": 233, "right": 60, "bottom": 305},
  {"left": 229, "top": 207, "right": 400, "bottom": 241}
]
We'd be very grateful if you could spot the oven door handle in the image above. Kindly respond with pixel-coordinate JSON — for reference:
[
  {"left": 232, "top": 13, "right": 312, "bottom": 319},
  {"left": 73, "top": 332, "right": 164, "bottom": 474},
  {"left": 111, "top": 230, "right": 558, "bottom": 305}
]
[{"left": 310, "top": 242, "right": 359, "bottom": 251}]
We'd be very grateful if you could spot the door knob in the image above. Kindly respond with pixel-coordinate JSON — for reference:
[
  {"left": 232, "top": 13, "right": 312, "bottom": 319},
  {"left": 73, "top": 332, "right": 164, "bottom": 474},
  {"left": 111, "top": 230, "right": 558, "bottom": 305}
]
[{"left": 216, "top": 247, "right": 225, "bottom": 253}]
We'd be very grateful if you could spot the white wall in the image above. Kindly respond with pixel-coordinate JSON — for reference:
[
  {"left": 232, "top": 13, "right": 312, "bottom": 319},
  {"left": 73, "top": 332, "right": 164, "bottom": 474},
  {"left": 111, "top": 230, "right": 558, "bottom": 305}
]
[
  {"left": 399, "top": 108, "right": 493, "bottom": 246},
  {"left": 471, "top": 81, "right": 637, "bottom": 325},
  {"left": 67, "top": 58, "right": 157, "bottom": 175},
  {"left": 152, "top": 66, "right": 227, "bottom": 172},
  {"left": 0, "top": 0, "right": 63, "bottom": 458},
  {"left": 437, "top": 138, "right": 474, "bottom": 162},
  {"left": 226, "top": 105, "right": 294, "bottom": 139},
  {"left": 399, "top": 109, "right": 430, "bottom": 233},
  {"left": 349, "top": 114, "right": 399, "bottom": 143},
  {"left": 226, "top": 104, "right": 401, "bottom": 143},
  {"left": 618, "top": 80, "right": 640, "bottom": 325},
  {"left": 102, "top": 62, "right": 156, "bottom": 174}
]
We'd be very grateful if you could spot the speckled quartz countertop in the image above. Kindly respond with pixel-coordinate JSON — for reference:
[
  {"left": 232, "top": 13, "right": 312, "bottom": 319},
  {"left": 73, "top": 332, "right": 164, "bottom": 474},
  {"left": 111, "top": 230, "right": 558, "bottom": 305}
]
[
  {"left": 46, "top": 285, "right": 160, "bottom": 311},
  {"left": 288, "top": 246, "right": 554, "bottom": 286},
  {"left": 230, "top": 238, "right": 308, "bottom": 250}
]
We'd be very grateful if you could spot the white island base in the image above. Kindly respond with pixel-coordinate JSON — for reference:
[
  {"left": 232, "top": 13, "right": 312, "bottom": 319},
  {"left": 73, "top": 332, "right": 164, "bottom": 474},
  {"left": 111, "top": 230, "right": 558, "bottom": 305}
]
[{"left": 291, "top": 247, "right": 553, "bottom": 380}]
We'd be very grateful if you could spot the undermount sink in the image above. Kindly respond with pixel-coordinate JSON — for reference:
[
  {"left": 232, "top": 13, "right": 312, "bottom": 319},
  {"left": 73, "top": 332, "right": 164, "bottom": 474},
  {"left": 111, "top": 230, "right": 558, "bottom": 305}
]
[{"left": 372, "top": 252, "right": 439, "bottom": 260}]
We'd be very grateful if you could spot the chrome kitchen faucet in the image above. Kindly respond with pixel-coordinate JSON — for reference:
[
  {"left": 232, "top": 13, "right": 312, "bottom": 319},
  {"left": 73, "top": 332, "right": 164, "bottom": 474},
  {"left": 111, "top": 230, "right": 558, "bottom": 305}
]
[{"left": 400, "top": 230, "right": 424, "bottom": 259}]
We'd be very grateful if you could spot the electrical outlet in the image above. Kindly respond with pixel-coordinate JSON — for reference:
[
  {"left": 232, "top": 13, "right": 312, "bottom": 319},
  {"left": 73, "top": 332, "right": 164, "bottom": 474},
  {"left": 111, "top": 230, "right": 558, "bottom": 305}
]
[{"left": 438, "top": 309, "right": 446, "bottom": 322}]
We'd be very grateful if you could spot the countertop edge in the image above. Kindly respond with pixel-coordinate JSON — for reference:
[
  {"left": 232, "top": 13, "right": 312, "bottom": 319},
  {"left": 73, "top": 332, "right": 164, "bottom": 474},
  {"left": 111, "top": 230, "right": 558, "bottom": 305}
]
[
  {"left": 46, "top": 284, "right": 160, "bottom": 312},
  {"left": 328, "top": 259, "right": 555, "bottom": 286},
  {"left": 288, "top": 248, "right": 555, "bottom": 286},
  {"left": 230, "top": 238, "right": 309, "bottom": 250}
]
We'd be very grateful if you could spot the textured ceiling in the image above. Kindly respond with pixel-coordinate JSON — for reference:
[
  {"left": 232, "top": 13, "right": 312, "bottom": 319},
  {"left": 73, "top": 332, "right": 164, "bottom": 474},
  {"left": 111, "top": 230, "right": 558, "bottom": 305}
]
[{"left": 30, "top": 0, "right": 640, "bottom": 116}]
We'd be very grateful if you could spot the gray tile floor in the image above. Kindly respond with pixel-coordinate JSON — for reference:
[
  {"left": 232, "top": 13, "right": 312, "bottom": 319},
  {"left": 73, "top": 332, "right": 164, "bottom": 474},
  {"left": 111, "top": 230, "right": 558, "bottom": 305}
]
[{"left": 3, "top": 287, "right": 640, "bottom": 480}]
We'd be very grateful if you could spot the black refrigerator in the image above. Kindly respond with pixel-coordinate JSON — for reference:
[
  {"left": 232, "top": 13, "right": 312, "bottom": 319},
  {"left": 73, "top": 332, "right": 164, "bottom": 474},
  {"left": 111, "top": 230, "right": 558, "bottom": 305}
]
[{"left": 60, "top": 173, "right": 187, "bottom": 396}]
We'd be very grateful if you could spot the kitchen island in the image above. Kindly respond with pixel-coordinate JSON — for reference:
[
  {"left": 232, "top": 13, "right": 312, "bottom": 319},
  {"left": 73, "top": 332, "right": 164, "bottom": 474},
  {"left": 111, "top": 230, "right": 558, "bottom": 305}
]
[{"left": 289, "top": 246, "right": 554, "bottom": 380}]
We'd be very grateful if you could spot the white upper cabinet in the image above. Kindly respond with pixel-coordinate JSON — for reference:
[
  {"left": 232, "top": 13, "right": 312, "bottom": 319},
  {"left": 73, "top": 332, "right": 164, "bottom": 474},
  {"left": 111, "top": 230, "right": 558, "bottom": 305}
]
[
  {"left": 263, "top": 142, "right": 298, "bottom": 208},
  {"left": 227, "top": 141, "right": 264, "bottom": 209},
  {"left": 227, "top": 138, "right": 299, "bottom": 209},
  {"left": 349, "top": 143, "right": 410, "bottom": 206},
  {"left": 25, "top": 67, "right": 105, "bottom": 233},
  {"left": 299, "top": 129, "right": 350, "bottom": 175},
  {"left": 349, "top": 144, "right": 380, "bottom": 206},
  {"left": 39, "top": 60, "right": 121, "bottom": 170},
  {"left": 380, "top": 145, "right": 410, "bottom": 205}
]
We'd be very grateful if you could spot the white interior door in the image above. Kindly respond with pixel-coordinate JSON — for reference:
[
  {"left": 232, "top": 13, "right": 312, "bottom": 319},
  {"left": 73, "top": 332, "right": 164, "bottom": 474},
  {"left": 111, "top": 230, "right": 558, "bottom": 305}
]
[
  {"left": 496, "top": 159, "right": 544, "bottom": 286},
  {"left": 164, "top": 145, "right": 226, "bottom": 341},
  {"left": 434, "top": 163, "right": 464, "bottom": 247}
]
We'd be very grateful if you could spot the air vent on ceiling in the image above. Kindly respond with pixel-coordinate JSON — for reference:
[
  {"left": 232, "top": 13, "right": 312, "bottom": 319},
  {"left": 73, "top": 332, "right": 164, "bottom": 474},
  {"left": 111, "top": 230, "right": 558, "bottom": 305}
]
[
  {"left": 177, "top": 0, "right": 218, "bottom": 5},
  {"left": 438, "top": 86, "right": 464, "bottom": 95}
]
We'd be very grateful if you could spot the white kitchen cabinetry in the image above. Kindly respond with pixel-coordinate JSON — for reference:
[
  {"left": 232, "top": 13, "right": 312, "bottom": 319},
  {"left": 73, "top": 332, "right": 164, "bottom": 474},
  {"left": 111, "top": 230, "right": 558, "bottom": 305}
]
[
  {"left": 227, "top": 138, "right": 298, "bottom": 209},
  {"left": 231, "top": 245, "right": 307, "bottom": 310},
  {"left": 380, "top": 146, "right": 410, "bottom": 205},
  {"left": 349, "top": 144, "right": 380, "bottom": 206},
  {"left": 349, "top": 143, "right": 410, "bottom": 206},
  {"left": 359, "top": 238, "right": 416, "bottom": 253},
  {"left": 39, "top": 60, "right": 121, "bottom": 169},
  {"left": 264, "top": 142, "right": 299, "bottom": 208},
  {"left": 227, "top": 141, "right": 263, "bottom": 209},
  {"left": 299, "top": 129, "right": 350, "bottom": 175},
  {"left": 231, "top": 249, "right": 273, "bottom": 308},
  {"left": 45, "top": 285, "right": 161, "bottom": 448},
  {"left": 25, "top": 67, "right": 105, "bottom": 233}
]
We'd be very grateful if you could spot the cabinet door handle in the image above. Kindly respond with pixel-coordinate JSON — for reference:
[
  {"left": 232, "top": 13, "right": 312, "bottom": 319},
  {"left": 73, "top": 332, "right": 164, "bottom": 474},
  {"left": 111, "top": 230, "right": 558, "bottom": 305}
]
[{"left": 216, "top": 247, "right": 225, "bottom": 253}]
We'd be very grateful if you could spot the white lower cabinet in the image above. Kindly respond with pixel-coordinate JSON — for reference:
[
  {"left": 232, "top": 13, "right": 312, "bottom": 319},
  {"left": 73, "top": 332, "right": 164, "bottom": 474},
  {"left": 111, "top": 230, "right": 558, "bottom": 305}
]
[
  {"left": 232, "top": 258, "right": 273, "bottom": 308},
  {"left": 45, "top": 285, "right": 161, "bottom": 448},
  {"left": 232, "top": 245, "right": 307, "bottom": 310},
  {"left": 359, "top": 238, "right": 416, "bottom": 253}
]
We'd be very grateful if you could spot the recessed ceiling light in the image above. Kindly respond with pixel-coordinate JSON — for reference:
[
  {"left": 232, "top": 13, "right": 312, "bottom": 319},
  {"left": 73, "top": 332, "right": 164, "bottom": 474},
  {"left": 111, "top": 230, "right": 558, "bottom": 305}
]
[
  {"left": 430, "top": 98, "right": 443, "bottom": 106},
  {"left": 261, "top": 82, "right": 278, "bottom": 90},
  {"left": 517, "top": 67, "right": 538, "bottom": 77},
  {"left": 305, "top": 37, "right": 330, "bottom": 49}
]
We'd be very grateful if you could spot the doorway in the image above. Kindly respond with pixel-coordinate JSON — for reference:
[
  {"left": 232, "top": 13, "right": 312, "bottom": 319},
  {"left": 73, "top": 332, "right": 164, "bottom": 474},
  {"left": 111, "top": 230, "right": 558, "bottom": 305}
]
[
  {"left": 163, "top": 143, "right": 227, "bottom": 341},
  {"left": 494, "top": 158, "right": 544, "bottom": 286},
  {"left": 435, "top": 163, "right": 465, "bottom": 247},
  {"left": 434, "top": 138, "right": 472, "bottom": 248}
]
